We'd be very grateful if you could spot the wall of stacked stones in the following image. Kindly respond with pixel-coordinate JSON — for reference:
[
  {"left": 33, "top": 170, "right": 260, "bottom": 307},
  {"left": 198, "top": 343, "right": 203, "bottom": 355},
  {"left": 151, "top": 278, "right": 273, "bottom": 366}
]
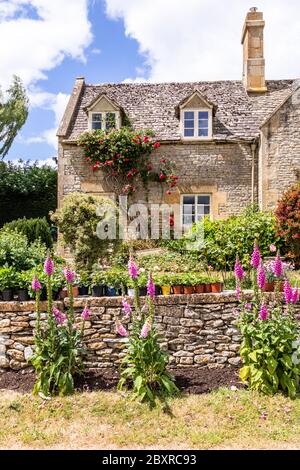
[{"left": 0, "top": 293, "right": 246, "bottom": 372}]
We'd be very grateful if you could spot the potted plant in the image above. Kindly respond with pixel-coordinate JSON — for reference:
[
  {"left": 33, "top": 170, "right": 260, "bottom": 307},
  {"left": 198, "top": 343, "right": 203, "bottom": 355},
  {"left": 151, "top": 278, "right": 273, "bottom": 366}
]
[
  {"left": 138, "top": 272, "right": 148, "bottom": 296},
  {"left": 0, "top": 267, "right": 17, "bottom": 301},
  {"left": 181, "top": 274, "right": 194, "bottom": 295},
  {"left": 209, "top": 274, "right": 223, "bottom": 293},
  {"left": 168, "top": 273, "right": 184, "bottom": 295},
  {"left": 154, "top": 273, "right": 172, "bottom": 296},
  {"left": 91, "top": 271, "right": 106, "bottom": 297},
  {"left": 193, "top": 273, "right": 206, "bottom": 293},
  {"left": 15, "top": 271, "right": 30, "bottom": 301},
  {"left": 78, "top": 270, "right": 90, "bottom": 296},
  {"left": 52, "top": 270, "right": 66, "bottom": 300},
  {"left": 263, "top": 260, "right": 290, "bottom": 292}
]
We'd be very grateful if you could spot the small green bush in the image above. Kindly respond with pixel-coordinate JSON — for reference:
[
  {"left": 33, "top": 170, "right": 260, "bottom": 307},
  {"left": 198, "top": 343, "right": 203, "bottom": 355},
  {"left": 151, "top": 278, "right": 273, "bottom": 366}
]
[
  {"left": 0, "top": 228, "right": 47, "bottom": 271},
  {"left": 4, "top": 217, "right": 52, "bottom": 248}
]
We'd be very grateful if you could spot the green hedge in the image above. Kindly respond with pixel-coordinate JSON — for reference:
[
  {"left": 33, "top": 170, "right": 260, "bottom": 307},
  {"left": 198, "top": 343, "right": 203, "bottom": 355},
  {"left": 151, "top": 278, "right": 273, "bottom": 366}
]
[{"left": 3, "top": 217, "right": 53, "bottom": 248}]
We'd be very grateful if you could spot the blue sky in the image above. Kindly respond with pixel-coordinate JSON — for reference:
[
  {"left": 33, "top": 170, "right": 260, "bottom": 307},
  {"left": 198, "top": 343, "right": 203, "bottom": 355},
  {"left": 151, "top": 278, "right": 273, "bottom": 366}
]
[{"left": 1, "top": 0, "right": 300, "bottom": 164}]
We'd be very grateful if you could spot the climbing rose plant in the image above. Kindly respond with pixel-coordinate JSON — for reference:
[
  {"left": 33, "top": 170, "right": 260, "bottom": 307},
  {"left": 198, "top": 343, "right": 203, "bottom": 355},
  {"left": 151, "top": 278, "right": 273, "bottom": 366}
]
[
  {"left": 236, "top": 244, "right": 300, "bottom": 398},
  {"left": 116, "top": 257, "right": 178, "bottom": 405},
  {"left": 78, "top": 127, "right": 178, "bottom": 195},
  {"left": 30, "top": 255, "right": 89, "bottom": 396}
]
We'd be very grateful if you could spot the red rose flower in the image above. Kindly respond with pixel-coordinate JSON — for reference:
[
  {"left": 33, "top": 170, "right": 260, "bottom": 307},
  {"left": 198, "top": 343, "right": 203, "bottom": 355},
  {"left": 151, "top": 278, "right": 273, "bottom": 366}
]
[
  {"left": 143, "top": 136, "right": 149, "bottom": 143},
  {"left": 153, "top": 142, "right": 161, "bottom": 149},
  {"left": 159, "top": 173, "right": 167, "bottom": 181}
]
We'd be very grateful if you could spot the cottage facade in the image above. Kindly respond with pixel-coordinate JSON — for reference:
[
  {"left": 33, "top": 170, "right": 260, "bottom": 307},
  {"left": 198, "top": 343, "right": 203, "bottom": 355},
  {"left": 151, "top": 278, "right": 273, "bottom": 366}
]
[{"left": 57, "top": 8, "right": 300, "bottom": 228}]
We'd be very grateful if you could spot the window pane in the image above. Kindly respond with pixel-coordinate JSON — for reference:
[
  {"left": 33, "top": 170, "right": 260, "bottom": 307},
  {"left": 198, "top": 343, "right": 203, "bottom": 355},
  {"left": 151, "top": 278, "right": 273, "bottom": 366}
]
[
  {"left": 184, "top": 120, "right": 194, "bottom": 128},
  {"left": 106, "top": 112, "right": 116, "bottom": 130},
  {"left": 199, "top": 119, "right": 208, "bottom": 127},
  {"left": 92, "top": 121, "right": 102, "bottom": 130},
  {"left": 204, "top": 205, "right": 210, "bottom": 215},
  {"left": 199, "top": 128, "right": 208, "bottom": 137},
  {"left": 183, "top": 196, "right": 196, "bottom": 205},
  {"left": 183, "top": 215, "right": 195, "bottom": 225},
  {"left": 92, "top": 113, "right": 102, "bottom": 122},
  {"left": 184, "top": 111, "right": 194, "bottom": 120},
  {"left": 198, "top": 195, "right": 210, "bottom": 205},
  {"left": 198, "top": 111, "right": 209, "bottom": 119},
  {"left": 183, "top": 205, "right": 195, "bottom": 215},
  {"left": 184, "top": 128, "right": 194, "bottom": 137}
]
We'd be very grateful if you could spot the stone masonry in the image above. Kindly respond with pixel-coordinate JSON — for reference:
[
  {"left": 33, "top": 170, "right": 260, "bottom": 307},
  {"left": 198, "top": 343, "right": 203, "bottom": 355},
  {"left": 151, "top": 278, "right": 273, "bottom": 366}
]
[{"left": 0, "top": 293, "right": 245, "bottom": 372}]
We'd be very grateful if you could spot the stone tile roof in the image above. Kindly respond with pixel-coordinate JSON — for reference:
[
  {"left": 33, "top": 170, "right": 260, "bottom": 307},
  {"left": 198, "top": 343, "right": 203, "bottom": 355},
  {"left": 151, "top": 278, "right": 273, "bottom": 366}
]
[{"left": 64, "top": 79, "right": 295, "bottom": 143}]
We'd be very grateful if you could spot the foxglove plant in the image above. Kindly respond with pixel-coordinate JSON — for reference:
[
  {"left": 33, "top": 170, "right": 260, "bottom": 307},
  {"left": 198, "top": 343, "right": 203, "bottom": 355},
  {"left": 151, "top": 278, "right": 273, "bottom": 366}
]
[
  {"left": 237, "top": 243, "right": 300, "bottom": 398},
  {"left": 117, "top": 263, "right": 178, "bottom": 405},
  {"left": 30, "top": 256, "right": 86, "bottom": 396}
]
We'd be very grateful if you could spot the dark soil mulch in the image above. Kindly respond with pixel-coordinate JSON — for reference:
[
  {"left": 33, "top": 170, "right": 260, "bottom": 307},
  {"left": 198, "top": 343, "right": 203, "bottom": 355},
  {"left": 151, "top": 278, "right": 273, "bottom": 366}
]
[{"left": 0, "top": 366, "right": 243, "bottom": 395}]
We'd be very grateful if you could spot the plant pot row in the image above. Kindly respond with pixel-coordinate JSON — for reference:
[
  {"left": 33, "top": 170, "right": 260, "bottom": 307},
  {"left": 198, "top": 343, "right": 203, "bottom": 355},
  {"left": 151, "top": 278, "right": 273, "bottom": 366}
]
[
  {"left": 0, "top": 288, "right": 30, "bottom": 302},
  {"left": 160, "top": 282, "right": 223, "bottom": 296}
]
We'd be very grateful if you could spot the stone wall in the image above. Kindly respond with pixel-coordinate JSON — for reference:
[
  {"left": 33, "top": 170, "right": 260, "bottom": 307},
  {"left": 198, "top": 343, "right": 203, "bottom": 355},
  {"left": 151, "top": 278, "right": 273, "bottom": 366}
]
[
  {"left": 58, "top": 140, "right": 256, "bottom": 219},
  {"left": 259, "top": 89, "right": 300, "bottom": 210},
  {"left": 0, "top": 293, "right": 243, "bottom": 372}
]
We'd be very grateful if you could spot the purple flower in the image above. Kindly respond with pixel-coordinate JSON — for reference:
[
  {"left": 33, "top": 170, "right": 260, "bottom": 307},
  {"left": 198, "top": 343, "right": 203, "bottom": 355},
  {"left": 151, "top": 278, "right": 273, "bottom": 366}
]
[
  {"left": 44, "top": 254, "right": 54, "bottom": 276},
  {"left": 251, "top": 243, "right": 261, "bottom": 270},
  {"left": 269, "top": 244, "right": 277, "bottom": 253},
  {"left": 31, "top": 275, "right": 41, "bottom": 291},
  {"left": 292, "top": 287, "right": 299, "bottom": 305},
  {"left": 81, "top": 306, "right": 91, "bottom": 320},
  {"left": 257, "top": 263, "right": 266, "bottom": 290},
  {"left": 63, "top": 267, "right": 76, "bottom": 284},
  {"left": 140, "top": 320, "right": 152, "bottom": 338},
  {"left": 52, "top": 307, "right": 67, "bottom": 325},
  {"left": 128, "top": 257, "right": 138, "bottom": 279},
  {"left": 259, "top": 303, "right": 268, "bottom": 321},
  {"left": 273, "top": 253, "right": 283, "bottom": 278},
  {"left": 284, "top": 280, "right": 293, "bottom": 304},
  {"left": 116, "top": 321, "right": 128, "bottom": 337},
  {"left": 122, "top": 298, "right": 132, "bottom": 317},
  {"left": 147, "top": 273, "right": 155, "bottom": 300},
  {"left": 234, "top": 257, "right": 244, "bottom": 282},
  {"left": 236, "top": 283, "right": 241, "bottom": 301},
  {"left": 245, "top": 303, "right": 252, "bottom": 311}
]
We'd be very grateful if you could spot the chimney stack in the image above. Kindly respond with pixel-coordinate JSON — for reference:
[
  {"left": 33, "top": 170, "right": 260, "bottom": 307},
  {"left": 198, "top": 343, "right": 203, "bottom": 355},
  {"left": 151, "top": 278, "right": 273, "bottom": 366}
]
[{"left": 241, "top": 8, "right": 267, "bottom": 93}]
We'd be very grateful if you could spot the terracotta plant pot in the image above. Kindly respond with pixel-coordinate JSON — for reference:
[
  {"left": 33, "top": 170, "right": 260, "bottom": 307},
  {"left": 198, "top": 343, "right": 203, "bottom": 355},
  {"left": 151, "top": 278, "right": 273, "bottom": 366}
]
[
  {"left": 211, "top": 282, "right": 223, "bottom": 293},
  {"left": 183, "top": 286, "right": 194, "bottom": 295},
  {"left": 59, "top": 288, "right": 68, "bottom": 299},
  {"left": 204, "top": 283, "right": 212, "bottom": 293},
  {"left": 194, "top": 284, "right": 205, "bottom": 294},
  {"left": 264, "top": 281, "right": 275, "bottom": 292},
  {"left": 161, "top": 285, "right": 171, "bottom": 296},
  {"left": 172, "top": 285, "right": 183, "bottom": 295},
  {"left": 72, "top": 286, "right": 79, "bottom": 297}
]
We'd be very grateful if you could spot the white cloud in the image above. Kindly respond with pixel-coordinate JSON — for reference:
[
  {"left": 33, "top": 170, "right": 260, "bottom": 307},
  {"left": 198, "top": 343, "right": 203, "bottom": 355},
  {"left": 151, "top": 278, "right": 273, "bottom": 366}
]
[
  {"left": 105, "top": 0, "right": 300, "bottom": 82},
  {"left": 0, "top": 0, "right": 92, "bottom": 90}
]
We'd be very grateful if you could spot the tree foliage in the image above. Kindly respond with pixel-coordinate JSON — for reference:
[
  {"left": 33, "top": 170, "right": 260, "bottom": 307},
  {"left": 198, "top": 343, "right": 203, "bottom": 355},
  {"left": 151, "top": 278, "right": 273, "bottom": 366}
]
[
  {"left": 0, "top": 76, "right": 28, "bottom": 159},
  {"left": 3, "top": 217, "right": 52, "bottom": 248},
  {"left": 0, "top": 160, "right": 57, "bottom": 225}
]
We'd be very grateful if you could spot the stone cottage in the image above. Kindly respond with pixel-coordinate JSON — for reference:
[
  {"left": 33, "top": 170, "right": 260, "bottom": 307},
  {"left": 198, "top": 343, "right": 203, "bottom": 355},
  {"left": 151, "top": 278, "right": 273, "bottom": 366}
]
[{"left": 57, "top": 8, "right": 300, "bottom": 228}]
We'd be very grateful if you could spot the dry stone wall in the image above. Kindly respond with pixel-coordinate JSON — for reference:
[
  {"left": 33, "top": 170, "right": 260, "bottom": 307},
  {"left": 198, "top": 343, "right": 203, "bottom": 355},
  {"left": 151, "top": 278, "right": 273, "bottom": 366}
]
[{"left": 0, "top": 293, "right": 246, "bottom": 372}]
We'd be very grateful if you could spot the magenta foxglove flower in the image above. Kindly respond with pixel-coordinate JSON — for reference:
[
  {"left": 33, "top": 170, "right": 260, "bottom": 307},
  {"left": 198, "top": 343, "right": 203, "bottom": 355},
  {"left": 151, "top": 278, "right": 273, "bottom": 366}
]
[
  {"left": 292, "top": 287, "right": 299, "bottom": 305},
  {"left": 284, "top": 280, "right": 293, "bottom": 304},
  {"left": 251, "top": 243, "right": 261, "bottom": 269},
  {"left": 128, "top": 257, "right": 138, "bottom": 279},
  {"left": 52, "top": 307, "right": 67, "bottom": 325},
  {"left": 236, "top": 283, "right": 241, "bottom": 301},
  {"left": 81, "top": 306, "right": 91, "bottom": 320},
  {"left": 44, "top": 254, "right": 54, "bottom": 276},
  {"left": 257, "top": 264, "right": 266, "bottom": 290},
  {"left": 259, "top": 303, "right": 268, "bottom": 321},
  {"left": 122, "top": 298, "right": 132, "bottom": 317},
  {"left": 63, "top": 267, "right": 76, "bottom": 284},
  {"left": 116, "top": 321, "right": 128, "bottom": 337},
  {"left": 245, "top": 303, "right": 252, "bottom": 311},
  {"left": 269, "top": 244, "right": 277, "bottom": 253},
  {"left": 147, "top": 273, "right": 155, "bottom": 300},
  {"left": 234, "top": 257, "right": 244, "bottom": 282},
  {"left": 31, "top": 274, "right": 41, "bottom": 291},
  {"left": 140, "top": 320, "right": 152, "bottom": 339},
  {"left": 273, "top": 253, "right": 283, "bottom": 278}
]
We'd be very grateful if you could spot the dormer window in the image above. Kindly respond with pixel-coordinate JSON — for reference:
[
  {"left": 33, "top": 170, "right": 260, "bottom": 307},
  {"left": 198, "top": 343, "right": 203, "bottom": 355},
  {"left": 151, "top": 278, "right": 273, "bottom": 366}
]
[
  {"left": 177, "top": 89, "right": 215, "bottom": 140},
  {"left": 86, "top": 93, "right": 122, "bottom": 132},
  {"left": 91, "top": 112, "right": 116, "bottom": 131}
]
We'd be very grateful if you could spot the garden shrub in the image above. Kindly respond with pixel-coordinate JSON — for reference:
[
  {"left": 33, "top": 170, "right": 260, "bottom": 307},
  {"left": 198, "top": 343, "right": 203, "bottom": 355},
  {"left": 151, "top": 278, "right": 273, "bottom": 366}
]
[
  {"left": 275, "top": 182, "right": 300, "bottom": 268},
  {"left": 236, "top": 245, "right": 300, "bottom": 398},
  {"left": 51, "top": 193, "right": 120, "bottom": 271},
  {"left": 0, "top": 160, "right": 57, "bottom": 225},
  {"left": 0, "top": 228, "right": 47, "bottom": 270},
  {"left": 165, "top": 206, "right": 282, "bottom": 272},
  {"left": 4, "top": 217, "right": 52, "bottom": 248}
]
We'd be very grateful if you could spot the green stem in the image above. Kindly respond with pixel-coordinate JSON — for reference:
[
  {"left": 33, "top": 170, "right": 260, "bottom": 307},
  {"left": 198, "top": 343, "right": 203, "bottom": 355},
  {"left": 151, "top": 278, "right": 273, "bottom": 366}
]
[{"left": 35, "top": 290, "right": 41, "bottom": 346}]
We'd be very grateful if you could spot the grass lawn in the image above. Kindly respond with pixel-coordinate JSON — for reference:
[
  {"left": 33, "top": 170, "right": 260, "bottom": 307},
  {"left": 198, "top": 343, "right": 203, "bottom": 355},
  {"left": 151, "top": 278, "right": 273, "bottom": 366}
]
[{"left": 0, "top": 388, "right": 300, "bottom": 450}]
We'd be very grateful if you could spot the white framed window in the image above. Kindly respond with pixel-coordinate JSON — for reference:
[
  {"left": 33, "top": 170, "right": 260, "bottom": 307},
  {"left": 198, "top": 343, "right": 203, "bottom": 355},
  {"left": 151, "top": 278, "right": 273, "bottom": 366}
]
[
  {"left": 91, "top": 112, "right": 117, "bottom": 131},
  {"left": 181, "top": 194, "right": 211, "bottom": 229},
  {"left": 181, "top": 109, "right": 212, "bottom": 139}
]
